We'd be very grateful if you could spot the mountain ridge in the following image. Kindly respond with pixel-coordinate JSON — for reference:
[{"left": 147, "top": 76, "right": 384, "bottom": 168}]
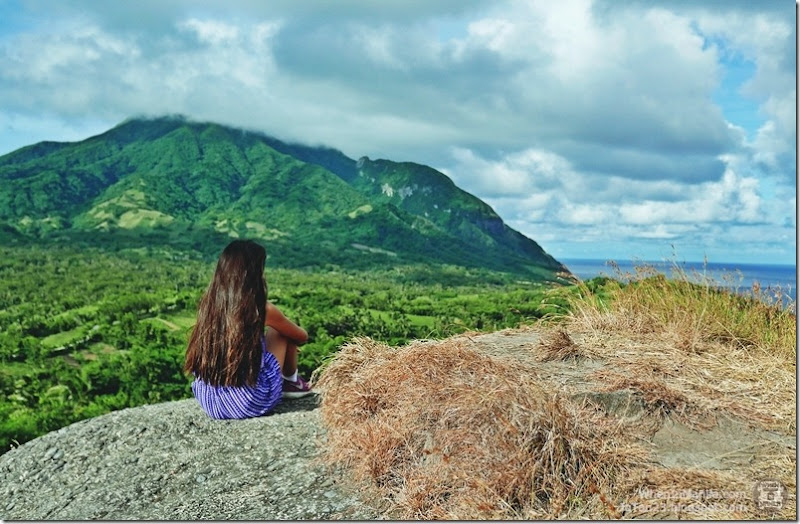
[{"left": 0, "top": 116, "right": 567, "bottom": 279}]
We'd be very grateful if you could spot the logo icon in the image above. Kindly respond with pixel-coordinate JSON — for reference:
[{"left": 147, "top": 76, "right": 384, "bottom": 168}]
[{"left": 752, "top": 479, "right": 786, "bottom": 513}]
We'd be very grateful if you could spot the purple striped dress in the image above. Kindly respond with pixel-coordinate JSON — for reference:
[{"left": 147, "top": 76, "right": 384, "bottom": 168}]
[{"left": 191, "top": 337, "right": 283, "bottom": 419}]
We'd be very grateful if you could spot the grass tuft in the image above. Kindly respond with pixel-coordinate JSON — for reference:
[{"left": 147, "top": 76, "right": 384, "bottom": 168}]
[
  {"left": 536, "top": 328, "right": 583, "bottom": 361},
  {"left": 316, "top": 337, "right": 645, "bottom": 519},
  {"left": 567, "top": 260, "right": 796, "bottom": 359}
]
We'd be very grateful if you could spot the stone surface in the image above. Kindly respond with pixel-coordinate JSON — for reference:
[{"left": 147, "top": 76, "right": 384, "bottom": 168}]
[
  {"left": 0, "top": 396, "right": 384, "bottom": 520},
  {"left": 1, "top": 327, "right": 794, "bottom": 520}
]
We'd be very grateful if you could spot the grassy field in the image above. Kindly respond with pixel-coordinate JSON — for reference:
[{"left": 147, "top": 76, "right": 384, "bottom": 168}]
[
  {"left": 41, "top": 326, "right": 87, "bottom": 349},
  {"left": 149, "top": 313, "right": 197, "bottom": 331}
]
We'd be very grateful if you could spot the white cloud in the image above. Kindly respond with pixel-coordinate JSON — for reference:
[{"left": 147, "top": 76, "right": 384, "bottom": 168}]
[
  {"left": 446, "top": 147, "right": 571, "bottom": 197},
  {"left": 179, "top": 19, "right": 240, "bottom": 45},
  {"left": 558, "top": 203, "right": 611, "bottom": 226},
  {"left": 692, "top": 9, "right": 796, "bottom": 179},
  {"left": 0, "top": 0, "right": 794, "bottom": 264},
  {"left": 353, "top": 25, "right": 409, "bottom": 71},
  {"left": 465, "top": 17, "right": 516, "bottom": 54},
  {"left": 445, "top": 145, "right": 784, "bottom": 262}
]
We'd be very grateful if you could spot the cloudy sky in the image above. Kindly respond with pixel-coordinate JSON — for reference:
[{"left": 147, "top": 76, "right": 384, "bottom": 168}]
[{"left": 0, "top": 0, "right": 796, "bottom": 265}]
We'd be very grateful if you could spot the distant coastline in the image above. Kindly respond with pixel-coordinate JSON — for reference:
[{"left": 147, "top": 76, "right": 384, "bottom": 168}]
[{"left": 561, "top": 258, "right": 797, "bottom": 305}]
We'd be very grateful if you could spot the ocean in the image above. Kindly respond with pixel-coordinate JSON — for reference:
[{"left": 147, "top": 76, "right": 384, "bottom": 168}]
[{"left": 560, "top": 258, "right": 797, "bottom": 306}]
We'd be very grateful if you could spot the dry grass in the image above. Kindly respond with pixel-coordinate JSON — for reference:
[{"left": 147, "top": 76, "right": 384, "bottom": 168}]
[
  {"left": 315, "top": 337, "right": 647, "bottom": 519},
  {"left": 568, "top": 260, "right": 796, "bottom": 359},
  {"left": 615, "top": 467, "right": 758, "bottom": 519},
  {"left": 536, "top": 329, "right": 584, "bottom": 361},
  {"left": 590, "top": 369, "right": 714, "bottom": 429},
  {"left": 314, "top": 260, "right": 796, "bottom": 519},
  {"left": 564, "top": 260, "right": 796, "bottom": 434}
]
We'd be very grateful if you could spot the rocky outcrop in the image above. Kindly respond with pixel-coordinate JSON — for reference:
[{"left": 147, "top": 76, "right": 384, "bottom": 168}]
[
  {"left": 1, "top": 327, "right": 795, "bottom": 520},
  {"left": 0, "top": 396, "right": 381, "bottom": 520}
]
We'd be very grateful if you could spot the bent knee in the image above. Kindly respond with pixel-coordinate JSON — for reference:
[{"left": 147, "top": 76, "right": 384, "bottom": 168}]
[
  {"left": 265, "top": 328, "right": 288, "bottom": 365},
  {"left": 265, "top": 327, "right": 289, "bottom": 348}
]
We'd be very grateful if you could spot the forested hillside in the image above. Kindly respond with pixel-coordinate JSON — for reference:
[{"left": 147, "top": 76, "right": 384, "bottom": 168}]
[{"left": 0, "top": 116, "right": 567, "bottom": 279}]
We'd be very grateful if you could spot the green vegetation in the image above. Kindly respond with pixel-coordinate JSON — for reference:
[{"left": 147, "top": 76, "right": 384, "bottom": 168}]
[
  {"left": 0, "top": 115, "right": 575, "bottom": 454},
  {"left": 0, "top": 116, "right": 567, "bottom": 279},
  {"left": 0, "top": 243, "right": 567, "bottom": 455}
]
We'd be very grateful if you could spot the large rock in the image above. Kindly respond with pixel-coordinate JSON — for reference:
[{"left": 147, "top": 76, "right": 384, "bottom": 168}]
[{"left": 0, "top": 397, "right": 381, "bottom": 520}]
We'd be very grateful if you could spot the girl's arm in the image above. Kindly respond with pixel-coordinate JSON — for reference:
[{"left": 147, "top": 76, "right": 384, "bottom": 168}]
[{"left": 266, "top": 301, "right": 308, "bottom": 345}]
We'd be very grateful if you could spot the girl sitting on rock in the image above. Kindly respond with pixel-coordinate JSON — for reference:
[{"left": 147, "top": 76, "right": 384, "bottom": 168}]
[{"left": 184, "top": 239, "right": 313, "bottom": 419}]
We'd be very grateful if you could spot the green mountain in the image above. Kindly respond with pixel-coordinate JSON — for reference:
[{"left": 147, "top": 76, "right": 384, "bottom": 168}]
[{"left": 0, "top": 116, "right": 568, "bottom": 279}]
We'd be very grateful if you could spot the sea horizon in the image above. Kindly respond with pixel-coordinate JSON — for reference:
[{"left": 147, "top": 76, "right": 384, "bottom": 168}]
[{"left": 560, "top": 257, "right": 797, "bottom": 306}]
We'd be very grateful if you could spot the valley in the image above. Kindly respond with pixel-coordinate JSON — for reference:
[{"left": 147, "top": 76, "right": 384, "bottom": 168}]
[{"left": 0, "top": 243, "right": 571, "bottom": 455}]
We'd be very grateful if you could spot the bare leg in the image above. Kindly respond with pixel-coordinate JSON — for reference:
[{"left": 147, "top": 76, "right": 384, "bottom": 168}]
[
  {"left": 265, "top": 327, "right": 287, "bottom": 372},
  {"left": 265, "top": 328, "right": 299, "bottom": 377},
  {"left": 265, "top": 328, "right": 312, "bottom": 398},
  {"left": 283, "top": 341, "right": 299, "bottom": 377}
]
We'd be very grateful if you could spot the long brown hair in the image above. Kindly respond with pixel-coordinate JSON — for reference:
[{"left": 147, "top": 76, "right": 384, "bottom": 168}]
[{"left": 185, "top": 240, "right": 267, "bottom": 387}]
